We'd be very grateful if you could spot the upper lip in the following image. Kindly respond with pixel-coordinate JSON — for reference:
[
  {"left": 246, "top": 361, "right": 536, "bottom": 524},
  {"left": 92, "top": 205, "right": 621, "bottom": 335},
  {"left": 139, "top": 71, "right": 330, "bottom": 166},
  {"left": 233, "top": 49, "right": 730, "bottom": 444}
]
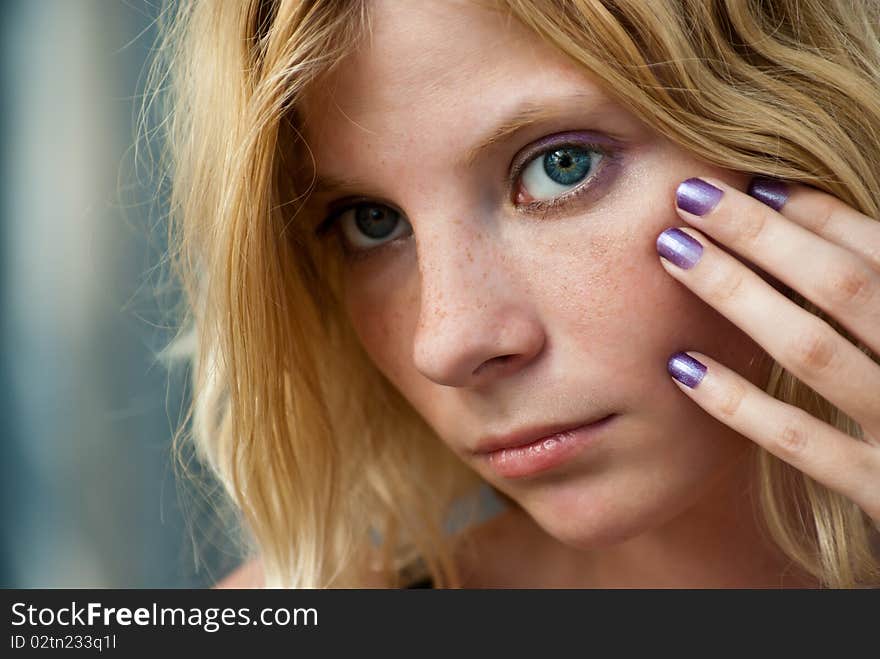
[{"left": 472, "top": 413, "right": 614, "bottom": 455}]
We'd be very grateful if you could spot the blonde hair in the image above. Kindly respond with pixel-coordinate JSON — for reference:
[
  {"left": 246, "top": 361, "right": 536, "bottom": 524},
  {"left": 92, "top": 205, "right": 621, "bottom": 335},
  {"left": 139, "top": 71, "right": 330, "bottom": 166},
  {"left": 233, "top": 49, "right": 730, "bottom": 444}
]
[{"left": 146, "top": 0, "right": 880, "bottom": 588}]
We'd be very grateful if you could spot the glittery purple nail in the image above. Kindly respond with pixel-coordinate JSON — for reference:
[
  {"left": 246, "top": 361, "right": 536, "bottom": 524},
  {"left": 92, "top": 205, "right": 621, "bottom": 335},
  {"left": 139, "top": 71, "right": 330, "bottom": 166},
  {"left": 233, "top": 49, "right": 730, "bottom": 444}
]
[
  {"left": 676, "top": 178, "right": 723, "bottom": 216},
  {"left": 667, "top": 352, "right": 707, "bottom": 388},
  {"left": 747, "top": 176, "right": 790, "bottom": 211},
  {"left": 656, "top": 228, "right": 703, "bottom": 269}
]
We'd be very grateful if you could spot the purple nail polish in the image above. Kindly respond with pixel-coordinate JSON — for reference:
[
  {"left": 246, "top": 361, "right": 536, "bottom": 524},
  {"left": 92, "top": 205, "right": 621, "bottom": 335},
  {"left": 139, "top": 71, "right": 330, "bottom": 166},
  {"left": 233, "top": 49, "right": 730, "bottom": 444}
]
[
  {"left": 656, "top": 228, "right": 703, "bottom": 269},
  {"left": 676, "top": 177, "right": 723, "bottom": 216},
  {"left": 667, "top": 352, "right": 707, "bottom": 388},
  {"left": 747, "top": 176, "right": 789, "bottom": 211}
]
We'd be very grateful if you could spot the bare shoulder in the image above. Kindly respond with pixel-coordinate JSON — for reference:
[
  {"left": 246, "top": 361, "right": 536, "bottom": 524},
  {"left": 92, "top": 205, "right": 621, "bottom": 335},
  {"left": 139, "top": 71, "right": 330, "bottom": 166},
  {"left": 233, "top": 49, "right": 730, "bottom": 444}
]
[{"left": 215, "top": 557, "right": 265, "bottom": 589}]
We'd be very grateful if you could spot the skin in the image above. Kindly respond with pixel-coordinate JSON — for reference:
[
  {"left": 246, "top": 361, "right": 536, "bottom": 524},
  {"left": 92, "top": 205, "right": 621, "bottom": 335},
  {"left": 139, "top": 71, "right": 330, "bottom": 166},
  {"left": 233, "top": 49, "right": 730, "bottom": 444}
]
[{"left": 288, "top": 0, "right": 880, "bottom": 588}]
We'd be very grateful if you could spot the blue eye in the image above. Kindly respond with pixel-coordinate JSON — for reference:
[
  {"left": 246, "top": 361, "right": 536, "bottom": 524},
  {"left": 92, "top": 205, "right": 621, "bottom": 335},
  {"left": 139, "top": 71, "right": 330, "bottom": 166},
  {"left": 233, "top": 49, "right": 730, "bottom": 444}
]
[{"left": 515, "top": 144, "right": 605, "bottom": 209}]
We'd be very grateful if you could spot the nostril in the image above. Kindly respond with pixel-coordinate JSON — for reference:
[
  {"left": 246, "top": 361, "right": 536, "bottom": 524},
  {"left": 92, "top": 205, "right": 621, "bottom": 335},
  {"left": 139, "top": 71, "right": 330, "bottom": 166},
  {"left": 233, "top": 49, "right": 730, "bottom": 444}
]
[{"left": 473, "top": 354, "right": 515, "bottom": 377}]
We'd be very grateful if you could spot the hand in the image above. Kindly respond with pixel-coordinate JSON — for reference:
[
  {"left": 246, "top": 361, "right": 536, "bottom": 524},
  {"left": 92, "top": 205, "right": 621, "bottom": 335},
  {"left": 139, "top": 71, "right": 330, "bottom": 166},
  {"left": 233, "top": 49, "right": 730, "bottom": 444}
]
[{"left": 655, "top": 175, "right": 880, "bottom": 523}]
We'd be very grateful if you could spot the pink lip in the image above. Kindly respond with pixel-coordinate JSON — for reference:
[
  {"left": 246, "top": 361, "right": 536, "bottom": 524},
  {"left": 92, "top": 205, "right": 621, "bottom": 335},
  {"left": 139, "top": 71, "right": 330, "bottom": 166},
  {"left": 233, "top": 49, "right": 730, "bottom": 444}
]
[{"left": 476, "top": 414, "right": 616, "bottom": 479}]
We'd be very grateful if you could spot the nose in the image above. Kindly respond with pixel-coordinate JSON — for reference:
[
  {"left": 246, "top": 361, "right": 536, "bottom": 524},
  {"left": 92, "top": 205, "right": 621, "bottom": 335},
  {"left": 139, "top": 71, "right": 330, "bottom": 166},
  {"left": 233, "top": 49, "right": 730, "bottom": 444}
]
[{"left": 411, "top": 223, "right": 546, "bottom": 388}]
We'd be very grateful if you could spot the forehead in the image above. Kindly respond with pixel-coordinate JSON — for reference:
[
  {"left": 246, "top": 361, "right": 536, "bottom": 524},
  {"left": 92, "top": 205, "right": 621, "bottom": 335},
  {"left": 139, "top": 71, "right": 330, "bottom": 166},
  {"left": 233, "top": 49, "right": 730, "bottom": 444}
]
[{"left": 297, "top": 0, "right": 609, "bottom": 167}]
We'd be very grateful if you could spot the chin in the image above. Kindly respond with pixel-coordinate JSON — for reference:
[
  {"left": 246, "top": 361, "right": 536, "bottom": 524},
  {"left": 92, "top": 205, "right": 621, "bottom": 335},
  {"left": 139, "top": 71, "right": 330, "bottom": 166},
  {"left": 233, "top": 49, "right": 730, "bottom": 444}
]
[
  {"left": 510, "top": 469, "right": 715, "bottom": 551},
  {"left": 528, "top": 503, "right": 664, "bottom": 551}
]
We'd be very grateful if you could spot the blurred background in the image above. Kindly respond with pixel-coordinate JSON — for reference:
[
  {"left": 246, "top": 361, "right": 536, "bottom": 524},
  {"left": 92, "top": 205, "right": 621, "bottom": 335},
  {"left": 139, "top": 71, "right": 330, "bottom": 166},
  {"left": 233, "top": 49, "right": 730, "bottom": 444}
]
[{"left": 0, "top": 0, "right": 239, "bottom": 587}]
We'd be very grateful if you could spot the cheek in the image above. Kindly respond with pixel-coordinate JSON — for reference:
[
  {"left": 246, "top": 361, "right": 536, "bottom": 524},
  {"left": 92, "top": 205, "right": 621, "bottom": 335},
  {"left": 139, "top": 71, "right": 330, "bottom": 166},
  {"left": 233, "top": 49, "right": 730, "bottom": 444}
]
[
  {"left": 523, "top": 205, "right": 695, "bottom": 383},
  {"left": 532, "top": 161, "right": 762, "bottom": 396},
  {"left": 344, "top": 260, "right": 419, "bottom": 387}
]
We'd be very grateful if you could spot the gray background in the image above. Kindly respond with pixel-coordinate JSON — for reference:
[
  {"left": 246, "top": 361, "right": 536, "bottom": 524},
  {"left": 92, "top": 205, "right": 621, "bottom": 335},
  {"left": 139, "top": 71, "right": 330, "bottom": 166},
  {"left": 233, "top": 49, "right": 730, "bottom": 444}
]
[{"left": 0, "top": 0, "right": 238, "bottom": 588}]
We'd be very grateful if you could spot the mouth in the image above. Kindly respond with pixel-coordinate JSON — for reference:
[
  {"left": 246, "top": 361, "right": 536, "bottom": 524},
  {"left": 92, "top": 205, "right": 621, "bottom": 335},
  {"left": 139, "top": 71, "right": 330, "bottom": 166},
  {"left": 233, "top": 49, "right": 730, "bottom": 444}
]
[{"left": 474, "top": 413, "right": 617, "bottom": 479}]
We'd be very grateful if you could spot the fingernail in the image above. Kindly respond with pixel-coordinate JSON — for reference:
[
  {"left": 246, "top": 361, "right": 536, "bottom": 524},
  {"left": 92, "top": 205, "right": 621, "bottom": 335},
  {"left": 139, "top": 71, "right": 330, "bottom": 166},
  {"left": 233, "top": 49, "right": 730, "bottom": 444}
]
[
  {"left": 656, "top": 228, "right": 703, "bottom": 269},
  {"left": 676, "top": 177, "right": 723, "bottom": 216},
  {"left": 667, "top": 352, "right": 707, "bottom": 388},
  {"left": 747, "top": 176, "right": 789, "bottom": 211}
]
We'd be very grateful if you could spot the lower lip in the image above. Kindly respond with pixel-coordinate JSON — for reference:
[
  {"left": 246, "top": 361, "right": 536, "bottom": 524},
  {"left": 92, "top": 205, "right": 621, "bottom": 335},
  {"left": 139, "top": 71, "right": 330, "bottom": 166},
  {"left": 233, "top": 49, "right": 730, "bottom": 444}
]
[{"left": 481, "top": 414, "right": 616, "bottom": 479}]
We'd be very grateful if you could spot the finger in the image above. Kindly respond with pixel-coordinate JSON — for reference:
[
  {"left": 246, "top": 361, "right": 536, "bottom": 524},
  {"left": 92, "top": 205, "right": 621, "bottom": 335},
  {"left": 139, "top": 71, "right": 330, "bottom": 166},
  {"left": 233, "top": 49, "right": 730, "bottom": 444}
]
[
  {"left": 656, "top": 226, "right": 880, "bottom": 438},
  {"left": 667, "top": 350, "right": 880, "bottom": 522},
  {"left": 672, "top": 176, "right": 880, "bottom": 356},
  {"left": 748, "top": 176, "right": 880, "bottom": 273}
]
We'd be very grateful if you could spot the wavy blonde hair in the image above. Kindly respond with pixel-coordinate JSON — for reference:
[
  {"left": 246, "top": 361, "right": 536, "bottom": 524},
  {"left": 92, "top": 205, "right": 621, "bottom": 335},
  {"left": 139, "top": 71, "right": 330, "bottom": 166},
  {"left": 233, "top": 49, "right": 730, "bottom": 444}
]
[{"left": 146, "top": 0, "right": 880, "bottom": 588}]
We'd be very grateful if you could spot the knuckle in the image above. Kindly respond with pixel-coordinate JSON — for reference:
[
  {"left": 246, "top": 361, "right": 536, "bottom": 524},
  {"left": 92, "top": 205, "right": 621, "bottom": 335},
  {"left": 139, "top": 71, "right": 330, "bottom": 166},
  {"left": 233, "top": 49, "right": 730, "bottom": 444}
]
[
  {"left": 740, "top": 205, "right": 773, "bottom": 245},
  {"left": 717, "top": 379, "right": 748, "bottom": 418},
  {"left": 807, "top": 195, "right": 838, "bottom": 235},
  {"left": 773, "top": 415, "right": 810, "bottom": 457},
  {"left": 785, "top": 322, "right": 838, "bottom": 376},
  {"left": 822, "top": 261, "right": 875, "bottom": 311},
  {"left": 706, "top": 263, "right": 747, "bottom": 305}
]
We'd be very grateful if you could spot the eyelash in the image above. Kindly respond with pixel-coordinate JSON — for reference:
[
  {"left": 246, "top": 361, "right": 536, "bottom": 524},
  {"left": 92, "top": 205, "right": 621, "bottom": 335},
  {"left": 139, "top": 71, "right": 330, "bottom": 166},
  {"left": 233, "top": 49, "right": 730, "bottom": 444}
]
[
  {"left": 317, "top": 136, "right": 616, "bottom": 261},
  {"left": 508, "top": 139, "right": 613, "bottom": 216}
]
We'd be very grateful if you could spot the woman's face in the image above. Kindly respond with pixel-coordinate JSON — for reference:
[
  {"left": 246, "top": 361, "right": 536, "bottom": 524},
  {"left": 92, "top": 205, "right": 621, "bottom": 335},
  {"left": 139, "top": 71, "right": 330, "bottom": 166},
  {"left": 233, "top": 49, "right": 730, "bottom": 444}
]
[{"left": 299, "top": 0, "right": 769, "bottom": 549}]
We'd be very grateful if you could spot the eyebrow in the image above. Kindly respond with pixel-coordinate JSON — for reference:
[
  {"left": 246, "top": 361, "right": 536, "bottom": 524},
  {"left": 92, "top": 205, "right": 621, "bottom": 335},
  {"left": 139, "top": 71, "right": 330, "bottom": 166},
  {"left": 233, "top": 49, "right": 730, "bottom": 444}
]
[
  {"left": 307, "top": 90, "right": 610, "bottom": 197},
  {"left": 460, "top": 91, "right": 604, "bottom": 167}
]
